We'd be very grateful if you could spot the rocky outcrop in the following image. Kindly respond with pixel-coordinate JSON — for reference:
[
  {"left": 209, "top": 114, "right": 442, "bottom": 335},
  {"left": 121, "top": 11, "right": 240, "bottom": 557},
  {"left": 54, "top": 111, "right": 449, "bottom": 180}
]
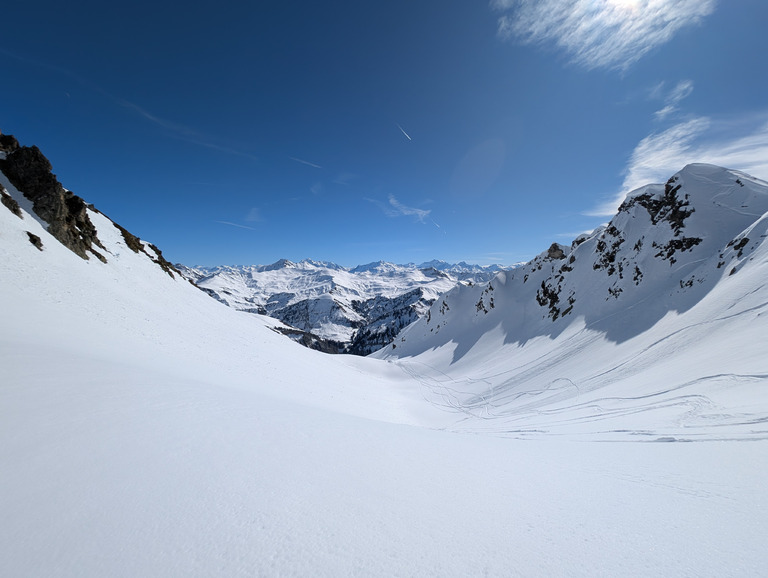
[
  {"left": 0, "top": 135, "right": 105, "bottom": 261},
  {"left": 0, "top": 132, "right": 179, "bottom": 277},
  {"left": 113, "top": 222, "right": 180, "bottom": 278},
  {"left": 1, "top": 185, "right": 22, "bottom": 218}
]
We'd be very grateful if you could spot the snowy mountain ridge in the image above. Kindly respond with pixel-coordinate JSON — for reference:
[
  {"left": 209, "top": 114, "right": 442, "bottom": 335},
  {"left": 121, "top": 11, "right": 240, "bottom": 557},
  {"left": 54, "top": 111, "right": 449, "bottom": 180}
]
[
  {"left": 383, "top": 163, "right": 768, "bottom": 354},
  {"left": 374, "top": 163, "right": 768, "bottom": 439},
  {"left": 177, "top": 258, "right": 516, "bottom": 354}
]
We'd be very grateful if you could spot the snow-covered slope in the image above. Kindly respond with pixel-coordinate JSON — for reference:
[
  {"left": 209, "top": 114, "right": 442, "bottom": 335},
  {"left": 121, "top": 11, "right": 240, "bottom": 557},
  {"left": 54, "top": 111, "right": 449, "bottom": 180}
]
[
  {"left": 2, "top": 139, "right": 768, "bottom": 577},
  {"left": 178, "top": 259, "right": 510, "bottom": 354},
  {"left": 375, "top": 164, "right": 768, "bottom": 440}
]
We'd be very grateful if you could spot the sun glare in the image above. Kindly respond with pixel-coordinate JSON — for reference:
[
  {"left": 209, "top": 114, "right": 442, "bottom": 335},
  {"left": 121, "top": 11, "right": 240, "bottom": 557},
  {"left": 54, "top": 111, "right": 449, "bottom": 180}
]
[{"left": 607, "top": 0, "right": 641, "bottom": 10}]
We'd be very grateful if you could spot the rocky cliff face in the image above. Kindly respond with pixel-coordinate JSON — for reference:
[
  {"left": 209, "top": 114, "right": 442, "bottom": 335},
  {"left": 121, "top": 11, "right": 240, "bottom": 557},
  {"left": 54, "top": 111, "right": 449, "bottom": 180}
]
[
  {"left": 0, "top": 132, "right": 179, "bottom": 277},
  {"left": 0, "top": 134, "right": 106, "bottom": 261}
]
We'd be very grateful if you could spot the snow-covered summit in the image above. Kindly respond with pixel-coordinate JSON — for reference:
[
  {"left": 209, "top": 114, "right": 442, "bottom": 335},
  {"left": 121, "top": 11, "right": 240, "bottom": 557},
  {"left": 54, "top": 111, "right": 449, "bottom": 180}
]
[
  {"left": 373, "top": 163, "right": 768, "bottom": 440},
  {"left": 383, "top": 163, "right": 768, "bottom": 354}
]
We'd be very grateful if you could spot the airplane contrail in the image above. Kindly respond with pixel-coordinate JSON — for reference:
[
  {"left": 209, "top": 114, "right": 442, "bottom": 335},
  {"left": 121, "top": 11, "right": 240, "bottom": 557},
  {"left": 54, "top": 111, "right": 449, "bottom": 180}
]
[
  {"left": 289, "top": 156, "right": 323, "bottom": 169},
  {"left": 396, "top": 123, "right": 412, "bottom": 141}
]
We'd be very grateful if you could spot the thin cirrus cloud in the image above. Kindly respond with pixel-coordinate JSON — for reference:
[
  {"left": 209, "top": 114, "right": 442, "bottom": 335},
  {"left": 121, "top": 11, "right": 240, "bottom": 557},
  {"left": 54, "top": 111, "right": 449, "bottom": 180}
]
[
  {"left": 491, "top": 0, "right": 717, "bottom": 70},
  {"left": 387, "top": 195, "right": 431, "bottom": 223},
  {"left": 366, "top": 195, "right": 431, "bottom": 223},
  {"left": 588, "top": 114, "right": 768, "bottom": 216},
  {"left": 653, "top": 80, "right": 694, "bottom": 121},
  {"left": 245, "top": 207, "right": 263, "bottom": 222},
  {"left": 119, "top": 99, "right": 261, "bottom": 161}
]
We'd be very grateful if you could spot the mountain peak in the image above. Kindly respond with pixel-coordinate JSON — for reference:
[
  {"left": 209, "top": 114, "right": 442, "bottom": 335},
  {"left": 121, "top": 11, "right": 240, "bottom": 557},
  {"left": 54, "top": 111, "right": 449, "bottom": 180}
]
[{"left": 379, "top": 164, "right": 768, "bottom": 358}]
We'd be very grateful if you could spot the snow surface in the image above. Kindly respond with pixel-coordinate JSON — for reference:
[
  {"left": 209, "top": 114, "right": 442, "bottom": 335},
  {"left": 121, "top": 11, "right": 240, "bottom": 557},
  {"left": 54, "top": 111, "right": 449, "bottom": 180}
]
[{"left": 2, "top": 166, "right": 768, "bottom": 576}]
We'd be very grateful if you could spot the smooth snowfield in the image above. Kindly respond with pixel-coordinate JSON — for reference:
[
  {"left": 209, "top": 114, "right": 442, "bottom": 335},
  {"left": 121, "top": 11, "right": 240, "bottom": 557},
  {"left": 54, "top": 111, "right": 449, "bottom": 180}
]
[{"left": 1, "top": 181, "right": 767, "bottom": 575}]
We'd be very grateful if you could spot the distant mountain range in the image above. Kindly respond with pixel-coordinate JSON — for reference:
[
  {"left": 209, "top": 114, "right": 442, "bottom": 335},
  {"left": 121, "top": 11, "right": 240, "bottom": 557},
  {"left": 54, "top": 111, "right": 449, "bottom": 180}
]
[{"left": 177, "top": 260, "right": 517, "bottom": 355}]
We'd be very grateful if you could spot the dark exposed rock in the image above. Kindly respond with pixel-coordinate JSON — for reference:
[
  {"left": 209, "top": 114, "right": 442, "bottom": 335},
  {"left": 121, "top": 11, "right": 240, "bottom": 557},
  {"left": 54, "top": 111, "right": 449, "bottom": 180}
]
[
  {"left": 0, "top": 133, "right": 179, "bottom": 277},
  {"left": 620, "top": 176, "right": 694, "bottom": 236},
  {"left": 536, "top": 279, "right": 562, "bottom": 320},
  {"left": 0, "top": 133, "right": 20, "bottom": 153},
  {"left": 652, "top": 236, "right": 703, "bottom": 264},
  {"left": 546, "top": 243, "right": 566, "bottom": 260},
  {"left": 0, "top": 142, "right": 106, "bottom": 261},
  {"left": 1, "top": 186, "right": 22, "bottom": 218},
  {"left": 593, "top": 225, "right": 625, "bottom": 275},
  {"left": 26, "top": 231, "right": 43, "bottom": 251},
  {"left": 732, "top": 237, "right": 749, "bottom": 258}
]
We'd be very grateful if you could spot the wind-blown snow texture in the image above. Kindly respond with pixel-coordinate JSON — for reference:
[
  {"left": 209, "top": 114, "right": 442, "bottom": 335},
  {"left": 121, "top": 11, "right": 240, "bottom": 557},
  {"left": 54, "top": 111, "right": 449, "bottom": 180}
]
[
  {"left": 178, "top": 260, "right": 510, "bottom": 354},
  {"left": 2, "top": 147, "right": 768, "bottom": 577}
]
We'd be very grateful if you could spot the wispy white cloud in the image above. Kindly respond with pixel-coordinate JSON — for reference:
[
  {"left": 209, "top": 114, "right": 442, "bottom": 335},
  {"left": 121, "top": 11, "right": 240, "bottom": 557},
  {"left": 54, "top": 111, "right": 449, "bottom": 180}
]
[
  {"left": 245, "top": 208, "right": 262, "bottom": 222},
  {"left": 118, "top": 99, "right": 261, "bottom": 161},
  {"left": 387, "top": 195, "right": 431, "bottom": 222},
  {"left": 653, "top": 80, "right": 694, "bottom": 120},
  {"left": 588, "top": 114, "right": 768, "bottom": 216},
  {"left": 215, "top": 220, "right": 258, "bottom": 231},
  {"left": 0, "top": 49, "right": 260, "bottom": 161},
  {"left": 491, "top": 0, "right": 717, "bottom": 70},
  {"left": 366, "top": 195, "right": 432, "bottom": 223},
  {"left": 310, "top": 182, "right": 324, "bottom": 196}
]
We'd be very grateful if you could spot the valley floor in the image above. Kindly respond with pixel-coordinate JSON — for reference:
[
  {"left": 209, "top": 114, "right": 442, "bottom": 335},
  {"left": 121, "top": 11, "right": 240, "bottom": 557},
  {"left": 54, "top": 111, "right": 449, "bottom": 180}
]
[{"left": 2, "top": 343, "right": 767, "bottom": 577}]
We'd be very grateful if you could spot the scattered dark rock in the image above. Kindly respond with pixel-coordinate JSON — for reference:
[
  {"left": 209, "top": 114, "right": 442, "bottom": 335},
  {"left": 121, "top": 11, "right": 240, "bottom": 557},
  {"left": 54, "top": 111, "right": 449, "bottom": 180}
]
[
  {"left": 633, "top": 266, "right": 643, "bottom": 285},
  {"left": 1, "top": 186, "right": 22, "bottom": 218},
  {"left": 26, "top": 231, "right": 43, "bottom": 251},
  {"left": 593, "top": 225, "right": 625, "bottom": 275},
  {"left": 652, "top": 237, "right": 702, "bottom": 263},
  {"left": 621, "top": 176, "right": 694, "bottom": 236},
  {"left": 732, "top": 237, "right": 749, "bottom": 258}
]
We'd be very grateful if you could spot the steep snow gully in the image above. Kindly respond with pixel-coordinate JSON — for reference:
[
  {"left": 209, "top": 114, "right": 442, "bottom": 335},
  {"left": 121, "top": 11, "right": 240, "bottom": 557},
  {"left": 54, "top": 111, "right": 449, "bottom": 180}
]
[{"left": 2, "top": 136, "right": 768, "bottom": 577}]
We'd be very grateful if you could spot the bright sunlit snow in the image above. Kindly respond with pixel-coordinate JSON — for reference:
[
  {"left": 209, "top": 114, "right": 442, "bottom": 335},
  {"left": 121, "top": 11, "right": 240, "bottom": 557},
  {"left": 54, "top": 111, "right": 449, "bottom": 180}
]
[{"left": 2, "top": 164, "right": 768, "bottom": 576}]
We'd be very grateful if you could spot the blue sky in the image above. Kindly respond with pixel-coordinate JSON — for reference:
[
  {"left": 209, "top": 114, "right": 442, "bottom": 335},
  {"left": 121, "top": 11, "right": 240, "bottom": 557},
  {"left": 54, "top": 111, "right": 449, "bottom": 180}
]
[{"left": 3, "top": 0, "right": 768, "bottom": 267}]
